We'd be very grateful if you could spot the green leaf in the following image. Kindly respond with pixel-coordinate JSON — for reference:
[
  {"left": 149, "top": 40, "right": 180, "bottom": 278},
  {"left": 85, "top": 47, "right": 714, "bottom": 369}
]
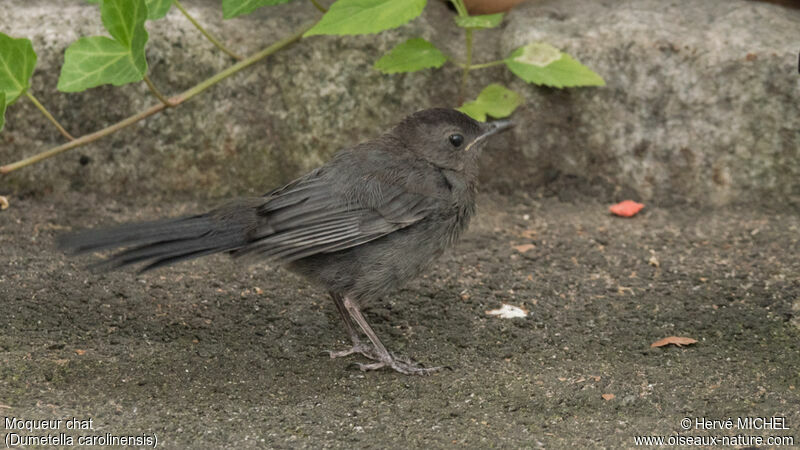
[
  {"left": 454, "top": 13, "right": 503, "bottom": 29},
  {"left": 87, "top": 0, "right": 172, "bottom": 20},
  {"left": 58, "top": 37, "right": 144, "bottom": 92},
  {"left": 0, "top": 92, "right": 6, "bottom": 132},
  {"left": 504, "top": 42, "right": 605, "bottom": 88},
  {"left": 222, "top": 0, "right": 291, "bottom": 19},
  {"left": 102, "top": 0, "right": 148, "bottom": 48},
  {"left": 146, "top": 0, "right": 173, "bottom": 20},
  {"left": 0, "top": 33, "right": 37, "bottom": 104},
  {"left": 305, "top": 0, "right": 427, "bottom": 37},
  {"left": 374, "top": 38, "right": 446, "bottom": 74},
  {"left": 58, "top": 0, "right": 149, "bottom": 92},
  {"left": 457, "top": 83, "right": 521, "bottom": 122}
]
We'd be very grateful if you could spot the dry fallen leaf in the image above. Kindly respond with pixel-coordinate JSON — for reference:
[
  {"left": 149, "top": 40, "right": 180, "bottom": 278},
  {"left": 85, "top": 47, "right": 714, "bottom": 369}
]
[
  {"left": 512, "top": 244, "right": 536, "bottom": 253},
  {"left": 75, "top": 349, "right": 87, "bottom": 355},
  {"left": 485, "top": 304, "right": 528, "bottom": 319},
  {"left": 650, "top": 336, "right": 698, "bottom": 348},
  {"left": 609, "top": 200, "right": 644, "bottom": 217},
  {"left": 602, "top": 393, "right": 615, "bottom": 401}
]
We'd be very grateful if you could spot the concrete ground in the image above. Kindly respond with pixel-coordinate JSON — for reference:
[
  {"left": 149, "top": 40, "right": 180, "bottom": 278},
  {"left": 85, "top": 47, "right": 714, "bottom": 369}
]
[{"left": 1, "top": 191, "right": 798, "bottom": 448}]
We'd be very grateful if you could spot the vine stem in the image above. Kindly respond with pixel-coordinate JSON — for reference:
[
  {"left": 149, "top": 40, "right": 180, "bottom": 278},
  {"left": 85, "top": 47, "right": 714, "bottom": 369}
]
[
  {"left": 449, "top": 0, "right": 472, "bottom": 104},
  {"left": 458, "top": 28, "right": 473, "bottom": 105},
  {"left": 143, "top": 74, "right": 175, "bottom": 106},
  {"left": 461, "top": 59, "right": 505, "bottom": 70},
  {"left": 0, "top": 22, "right": 315, "bottom": 175},
  {"left": 309, "top": 0, "right": 328, "bottom": 13},
  {"left": 450, "top": 0, "right": 468, "bottom": 17},
  {"left": 173, "top": 0, "right": 244, "bottom": 61},
  {"left": 24, "top": 92, "right": 75, "bottom": 141}
]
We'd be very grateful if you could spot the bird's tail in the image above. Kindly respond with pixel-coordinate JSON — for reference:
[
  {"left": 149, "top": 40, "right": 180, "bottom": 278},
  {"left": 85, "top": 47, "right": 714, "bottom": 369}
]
[{"left": 59, "top": 200, "right": 260, "bottom": 273}]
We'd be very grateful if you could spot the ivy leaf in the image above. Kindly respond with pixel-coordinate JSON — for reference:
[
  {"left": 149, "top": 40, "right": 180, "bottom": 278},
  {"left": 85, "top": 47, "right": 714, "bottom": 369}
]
[
  {"left": 87, "top": 0, "right": 173, "bottom": 20},
  {"left": 454, "top": 13, "right": 503, "bottom": 29},
  {"left": 374, "top": 38, "right": 446, "bottom": 74},
  {"left": 102, "top": 0, "right": 148, "bottom": 48},
  {"left": 58, "top": 0, "right": 149, "bottom": 92},
  {"left": 146, "top": 0, "right": 173, "bottom": 20},
  {"left": 58, "top": 38, "right": 145, "bottom": 92},
  {"left": 305, "top": 0, "right": 427, "bottom": 37},
  {"left": 0, "top": 33, "right": 37, "bottom": 104},
  {"left": 222, "top": 0, "right": 292, "bottom": 19},
  {"left": 457, "top": 83, "right": 521, "bottom": 122},
  {"left": 505, "top": 42, "right": 605, "bottom": 88},
  {"left": 0, "top": 92, "right": 7, "bottom": 132}
]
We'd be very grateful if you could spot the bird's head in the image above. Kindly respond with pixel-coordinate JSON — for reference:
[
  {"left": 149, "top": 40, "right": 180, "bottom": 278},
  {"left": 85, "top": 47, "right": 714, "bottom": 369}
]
[{"left": 391, "top": 108, "right": 513, "bottom": 174}]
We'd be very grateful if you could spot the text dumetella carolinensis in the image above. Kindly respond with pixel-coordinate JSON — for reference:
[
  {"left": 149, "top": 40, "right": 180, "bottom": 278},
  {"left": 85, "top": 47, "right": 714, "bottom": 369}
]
[{"left": 60, "top": 108, "right": 513, "bottom": 375}]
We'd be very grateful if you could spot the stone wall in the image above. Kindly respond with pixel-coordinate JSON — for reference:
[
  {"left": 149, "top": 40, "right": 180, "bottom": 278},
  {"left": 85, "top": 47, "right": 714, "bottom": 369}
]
[{"left": 2, "top": 0, "right": 798, "bottom": 206}]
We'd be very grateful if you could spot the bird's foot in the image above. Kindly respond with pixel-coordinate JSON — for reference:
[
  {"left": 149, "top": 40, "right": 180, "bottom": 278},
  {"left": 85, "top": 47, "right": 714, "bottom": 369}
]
[
  {"left": 353, "top": 354, "right": 448, "bottom": 376},
  {"left": 327, "top": 342, "right": 379, "bottom": 360}
]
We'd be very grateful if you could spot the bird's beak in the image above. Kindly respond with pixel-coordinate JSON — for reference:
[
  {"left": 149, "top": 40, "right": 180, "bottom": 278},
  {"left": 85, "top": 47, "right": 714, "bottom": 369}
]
[
  {"left": 465, "top": 119, "right": 514, "bottom": 151},
  {"left": 481, "top": 119, "right": 515, "bottom": 138}
]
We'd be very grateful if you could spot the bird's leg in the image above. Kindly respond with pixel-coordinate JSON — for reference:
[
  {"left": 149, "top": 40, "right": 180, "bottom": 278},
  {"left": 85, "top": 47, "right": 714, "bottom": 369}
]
[
  {"left": 341, "top": 295, "right": 444, "bottom": 376},
  {"left": 327, "top": 292, "right": 379, "bottom": 360}
]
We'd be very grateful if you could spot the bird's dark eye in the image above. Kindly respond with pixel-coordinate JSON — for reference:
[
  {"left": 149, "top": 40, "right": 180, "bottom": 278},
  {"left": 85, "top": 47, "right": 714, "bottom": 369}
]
[{"left": 448, "top": 133, "right": 464, "bottom": 147}]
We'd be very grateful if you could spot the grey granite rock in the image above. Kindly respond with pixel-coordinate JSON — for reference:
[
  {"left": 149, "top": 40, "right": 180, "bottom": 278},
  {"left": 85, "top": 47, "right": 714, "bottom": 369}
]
[
  {"left": 503, "top": 0, "right": 800, "bottom": 206},
  {"left": 1, "top": 0, "right": 798, "bottom": 207},
  {"left": 1, "top": 0, "right": 470, "bottom": 200}
]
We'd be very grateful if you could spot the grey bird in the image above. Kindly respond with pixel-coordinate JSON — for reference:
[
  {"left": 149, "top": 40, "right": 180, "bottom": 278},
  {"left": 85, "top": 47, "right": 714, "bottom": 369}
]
[{"left": 59, "top": 108, "right": 513, "bottom": 375}]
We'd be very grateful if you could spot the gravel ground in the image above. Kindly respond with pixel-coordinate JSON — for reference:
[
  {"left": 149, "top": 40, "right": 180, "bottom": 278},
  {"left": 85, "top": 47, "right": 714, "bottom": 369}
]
[{"left": 1, "top": 191, "right": 798, "bottom": 448}]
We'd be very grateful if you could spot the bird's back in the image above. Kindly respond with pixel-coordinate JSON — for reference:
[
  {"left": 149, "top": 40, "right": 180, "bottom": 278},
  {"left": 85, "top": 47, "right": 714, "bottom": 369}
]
[{"left": 285, "top": 140, "right": 477, "bottom": 302}]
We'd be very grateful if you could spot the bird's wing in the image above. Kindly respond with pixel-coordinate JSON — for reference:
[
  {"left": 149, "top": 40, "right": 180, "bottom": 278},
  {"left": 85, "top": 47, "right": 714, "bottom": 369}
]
[{"left": 233, "top": 171, "right": 440, "bottom": 262}]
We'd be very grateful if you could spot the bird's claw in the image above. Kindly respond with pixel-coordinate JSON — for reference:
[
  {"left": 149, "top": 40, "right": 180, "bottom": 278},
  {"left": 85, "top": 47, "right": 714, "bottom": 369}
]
[
  {"left": 327, "top": 342, "right": 379, "bottom": 360},
  {"left": 352, "top": 356, "right": 447, "bottom": 376}
]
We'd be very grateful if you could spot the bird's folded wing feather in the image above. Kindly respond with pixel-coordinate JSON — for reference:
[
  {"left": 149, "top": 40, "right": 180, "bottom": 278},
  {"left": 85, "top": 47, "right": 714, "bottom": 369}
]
[{"left": 233, "top": 172, "right": 440, "bottom": 262}]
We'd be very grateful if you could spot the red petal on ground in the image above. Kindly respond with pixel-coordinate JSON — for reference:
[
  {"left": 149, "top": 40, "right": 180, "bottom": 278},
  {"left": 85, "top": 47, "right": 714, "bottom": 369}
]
[{"left": 609, "top": 200, "right": 645, "bottom": 217}]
